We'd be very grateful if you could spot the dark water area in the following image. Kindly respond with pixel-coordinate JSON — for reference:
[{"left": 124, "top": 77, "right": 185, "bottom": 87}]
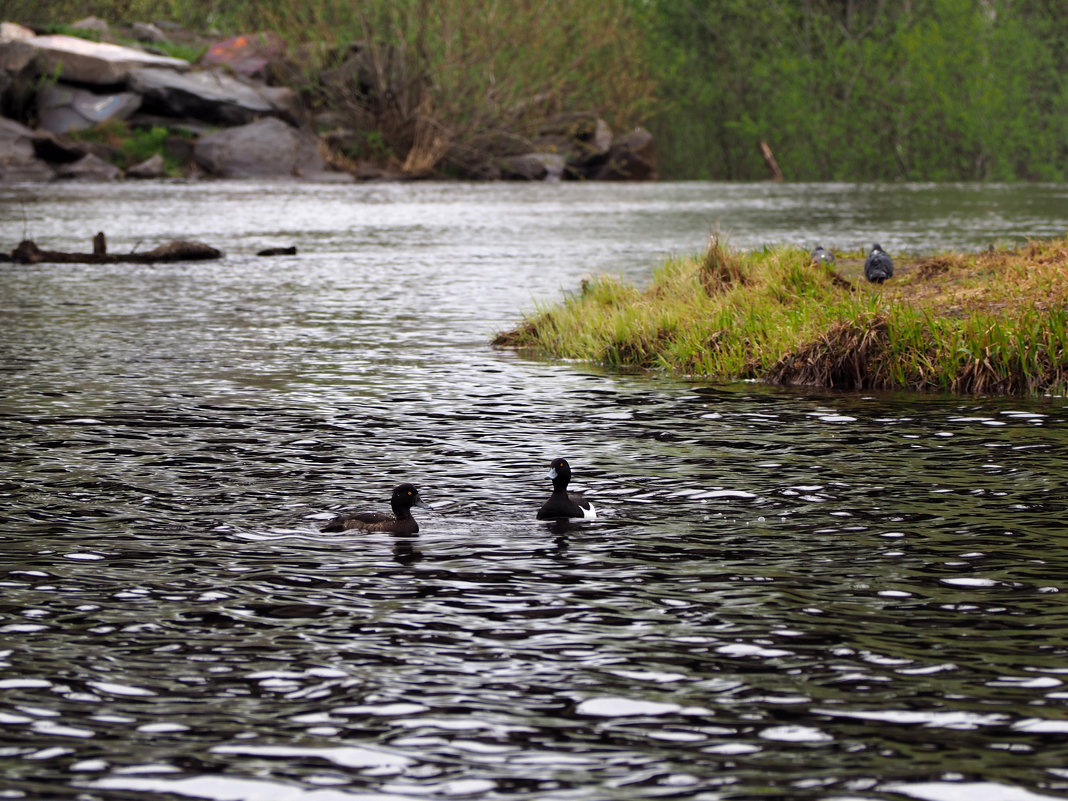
[{"left": 2, "top": 181, "right": 1068, "bottom": 801}]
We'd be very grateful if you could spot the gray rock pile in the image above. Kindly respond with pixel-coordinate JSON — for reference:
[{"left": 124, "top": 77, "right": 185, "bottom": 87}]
[{"left": 0, "top": 17, "right": 656, "bottom": 183}]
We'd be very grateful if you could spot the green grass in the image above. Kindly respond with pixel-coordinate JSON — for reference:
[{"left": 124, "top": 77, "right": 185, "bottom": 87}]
[
  {"left": 142, "top": 39, "right": 205, "bottom": 63},
  {"left": 494, "top": 236, "right": 1068, "bottom": 396},
  {"left": 66, "top": 120, "right": 194, "bottom": 176}
]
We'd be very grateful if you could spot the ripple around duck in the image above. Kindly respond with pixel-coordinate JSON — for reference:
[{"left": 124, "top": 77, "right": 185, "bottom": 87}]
[{"left": 5, "top": 182, "right": 1068, "bottom": 800}]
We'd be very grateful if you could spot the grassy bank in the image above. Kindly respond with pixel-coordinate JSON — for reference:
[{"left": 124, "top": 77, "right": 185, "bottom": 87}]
[{"left": 494, "top": 237, "right": 1068, "bottom": 396}]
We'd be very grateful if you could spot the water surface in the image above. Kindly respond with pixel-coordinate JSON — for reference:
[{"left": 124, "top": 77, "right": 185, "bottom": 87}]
[{"left": 2, "top": 181, "right": 1068, "bottom": 801}]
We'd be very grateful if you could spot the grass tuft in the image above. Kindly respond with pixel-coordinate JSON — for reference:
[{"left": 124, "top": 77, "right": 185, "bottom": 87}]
[{"left": 495, "top": 237, "right": 1068, "bottom": 396}]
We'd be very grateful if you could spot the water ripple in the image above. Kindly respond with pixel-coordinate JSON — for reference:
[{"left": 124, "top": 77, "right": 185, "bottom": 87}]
[{"left": 4, "top": 183, "right": 1068, "bottom": 800}]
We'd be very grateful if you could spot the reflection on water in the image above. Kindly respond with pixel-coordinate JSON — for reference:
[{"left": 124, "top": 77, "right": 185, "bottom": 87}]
[{"left": 2, "top": 182, "right": 1068, "bottom": 800}]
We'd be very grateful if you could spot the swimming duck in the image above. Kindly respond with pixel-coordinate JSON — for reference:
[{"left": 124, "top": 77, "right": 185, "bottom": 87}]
[
  {"left": 537, "top": 458, "right": 597, "bottom": 520},
  {"left": 864, "top": 243, "right": 894, "bottom": 283},
  {"left": 320, "top": 483, "right": 429, "bottom": 535},
  {"left": 811, "top": 244, "right": 835, "bottom": 266}
]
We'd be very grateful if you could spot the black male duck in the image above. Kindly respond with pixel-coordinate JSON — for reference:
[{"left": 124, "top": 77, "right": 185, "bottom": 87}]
[
  {"left": 320, "top": 483, "right": 430, "bottom": 535},
  {"left": 537, "top": 458, "right": 597, "bottom": 520}
]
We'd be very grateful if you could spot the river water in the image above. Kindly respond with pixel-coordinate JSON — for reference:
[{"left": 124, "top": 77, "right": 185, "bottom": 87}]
[{"left": 2, "top": 181, "right": 1068, "bottom": 801}]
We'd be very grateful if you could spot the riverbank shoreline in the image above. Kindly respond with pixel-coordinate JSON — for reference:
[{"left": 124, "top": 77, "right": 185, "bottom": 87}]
[
  {"left": 0, "top": 15, "right": 656, "bottom": 183},
  {"left": 494, "top": 237, "right": 1068, "bottom": 396}
]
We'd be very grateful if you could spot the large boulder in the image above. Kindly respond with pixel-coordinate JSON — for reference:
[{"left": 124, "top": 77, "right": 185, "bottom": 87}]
[
  {"left": 566, "top": 117, "right": 613, "bottom": 176},
  {"left": 129, "top": 66, "right": 302, "bottom": 126},
  {"left": 193, "top": 117, "right": 332, "bottom": 178},
  {"left": 591, "top": 127, "right": 657, "bottom": 181},
  {"left": 36, "top": 83, "right": 142, "bottom": 134},
  {"left": 13, "top": 34, "right": 188, "bottom": 85},
  {"left": 0, "top": 116, "right": 54, "bottom": 181},
  {"left": 530, "top": 113, "right": 613, "bottom": 178}
]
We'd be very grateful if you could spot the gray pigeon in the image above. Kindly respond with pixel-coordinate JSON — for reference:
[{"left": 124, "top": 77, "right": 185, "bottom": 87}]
[
  {"left": 864, "top": 243, "right": 894, "bottom": 283},
  {"left": 811, "top": 244, "right": 835, "bottom": 266}
]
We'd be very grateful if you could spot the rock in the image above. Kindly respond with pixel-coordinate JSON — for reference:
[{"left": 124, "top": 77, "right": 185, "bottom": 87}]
[
  {"left": 0, "top": 23, "right": 35, "bottom": 44},
  {"left": 566, "top": 118, "right": 613, "bottom": 175},
  {"left": 129, "top": 66, "right": 302, "bottom": 126},
  {"left": 55, "top": 152, "right": 121, "bottom": 181},
  {"left": 0, "top": 41, "right": 35, "bottom": 81},
  {"left": 17, "top": 34, "right": 189, "bottom": 85},
  {"left": 500, "top": 152, "right": 566, "bottom": 181},
  {"left": 591, "top": 127, "right": 657, "bottom": 181},
  {"left": 199, "top": 32, "right": 286, "bottom": 80},
  {"left": 0, "top": 116, "right": 54, "bottom": 181},
  {"left": 131, "top": 22, "right": 168, "bottom": 45},
  {"left": 0, "top": 26, "right": 39, "bottom": 122},
  {"left": 590, "top": 118, "right": 613, "bottom": 153},
  {"left": 257, "top": 246, "right": 297, "bottom": 256},
  {"left": 36, "top": 83, "right": 142, "bottom": 134},
  {"left": 127, "top": 153, "right": 164, "bottom": 178},
  {"left": 525, "top": 114, "right": 616, "bottom": 178},
  {"left": 32, "top": 129, "right": 91, "bottom": 163},
  {"left": 500, "top": 153, "right": 548, "bottom": 181},
  {"left": 31, "top": 129, "right": 116, "bottom": 165},
  {"left": 193, "top": 116, "right": 330, "bottom": 178},
  {"left": 71, "top": 17, "right": 110, "bottom": 36},
  {"left": 538, "top": 154, "right": 567, "bottom": 181}
]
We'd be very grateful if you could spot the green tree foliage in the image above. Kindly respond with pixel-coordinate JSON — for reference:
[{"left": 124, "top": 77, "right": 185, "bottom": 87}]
[{"left": 639, "top": 0, "right": 1068, "bottom": 180}]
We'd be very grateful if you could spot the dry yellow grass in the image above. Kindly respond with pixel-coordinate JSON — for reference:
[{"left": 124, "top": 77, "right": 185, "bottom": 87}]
[{"left": 495, "top": 237, "right": 1068, "bottom": 395}]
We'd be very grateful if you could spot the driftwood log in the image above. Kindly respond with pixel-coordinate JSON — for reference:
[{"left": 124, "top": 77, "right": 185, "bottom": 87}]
[{"left": 10, "top": 235, "right": 223, "bottom": 264}]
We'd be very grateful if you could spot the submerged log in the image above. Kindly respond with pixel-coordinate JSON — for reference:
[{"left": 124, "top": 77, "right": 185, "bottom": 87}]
[{"left": 10, "top": 237, "right": 223, "bottom": 264}]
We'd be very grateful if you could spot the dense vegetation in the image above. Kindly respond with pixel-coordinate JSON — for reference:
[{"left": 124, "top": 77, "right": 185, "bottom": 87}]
[
  {"left": 8, "top": 0, "right": 1068, "bottom": 180},
  {"left": 637, "top": 0, "right": 1068, "bottom": 181},
  {"left": 493, "top": 237, "right": 1068, "bottom": 395}
]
